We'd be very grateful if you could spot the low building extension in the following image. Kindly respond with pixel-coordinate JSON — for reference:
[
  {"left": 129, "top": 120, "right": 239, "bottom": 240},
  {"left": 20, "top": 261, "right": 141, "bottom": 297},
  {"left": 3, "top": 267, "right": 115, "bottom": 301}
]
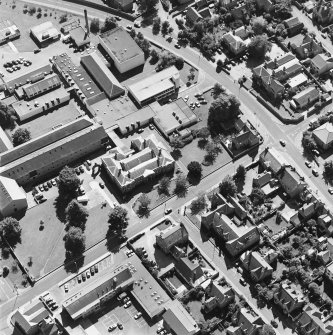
[
  {"left": 227, "top": 308, "right": 264, "bottom": 335},
  {"left": 30, "top": 21, "right": 60, "bottom": 47},
  {"left": 290, "top": 34, "right": 323, "bottom": 60},
  {"left": 0, "top": 19, "right": 20, "bottom": 45},
  {"left": 101, "top": 134, "right": 175, "bottom": 193},
  {"left": 203, "top": 280, "right": 235, "bottom": 312},
  {"left": 240, "top": 251, "right": 273, "bottom": 282}
]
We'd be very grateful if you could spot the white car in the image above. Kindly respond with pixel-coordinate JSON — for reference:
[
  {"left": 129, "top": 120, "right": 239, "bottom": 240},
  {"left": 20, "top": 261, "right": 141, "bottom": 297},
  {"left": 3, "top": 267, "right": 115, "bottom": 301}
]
[
  {"left": 126, "top": 25, "right": 133, "bottom": 31},
  {"left": 329, "top": 188, "right": 333, "bottom": 194},
  {"left": 184, "top": 95, "right": 189, "bottom": 101},
  {"left": 195, "top": 102, "right": 201, "bottom": 107},
  {"left": 134, "top": 312, "right": 142, "bottom": 319},
  {"left": 157, "top": 327, "right": 164, "bottom": 334},
  {"left": 124, "top": 301, "right": 132, "bottom": 308},
  {"left": 134, "top": 21, "right": 141, "bottom": 28}
]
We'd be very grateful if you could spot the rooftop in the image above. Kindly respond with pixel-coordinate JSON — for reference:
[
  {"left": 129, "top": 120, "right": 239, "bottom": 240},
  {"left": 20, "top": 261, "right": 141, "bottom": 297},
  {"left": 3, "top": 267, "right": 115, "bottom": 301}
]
[
  {"left": 69, "top": 26, "right": 90, "bottom": 47},
  {"left": 293, "top": 86, "right": 319, "bottom": 106},
  {"left": 99, "top": 26, "right": 144, "bottom": 64},
  {"left": 311, "top": 53, "right": 332, "bottom": 69},
  {"left": 22, "top": 73, "right": 61, "bottom": 99},
  {"left": 287, "top": 73, "right": 308, "bottom": 88},
  {"left": 313, "top": 122, "right": 333, "bottom": 145},
  {"left": 30, "top": 21, "right": 59, "bottom": 42},
  {"left": 0, "top": 18, "right": 19, "bottom": 41}
]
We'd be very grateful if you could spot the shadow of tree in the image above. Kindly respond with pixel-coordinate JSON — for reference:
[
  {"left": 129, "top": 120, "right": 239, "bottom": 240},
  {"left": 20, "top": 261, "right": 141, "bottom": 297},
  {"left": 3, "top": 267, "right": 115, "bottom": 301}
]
[
  {"left": 105, "top": 227, "right": 122, "bottom": 253},
  {"left": 198, "top": 139, "right": 207, "bottom": 150},
  {"left": 54, "top": 195, "right": 72, "bottom": 223},
  {"left": 137, "top": 206, "right": 150, "bottom": 218},
  {"left": 63, "top": 254, "right": 85, "bottom": 273},
  {"left": 187, "top": 174, "right": 201, "bottom": 186},
  {"left": 171, "top": 149, "right": 182, "bottom": 161}
]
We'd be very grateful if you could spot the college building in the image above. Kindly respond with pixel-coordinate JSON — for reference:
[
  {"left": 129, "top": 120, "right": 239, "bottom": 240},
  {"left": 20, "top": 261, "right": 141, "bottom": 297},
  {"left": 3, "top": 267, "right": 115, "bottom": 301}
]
[{"left": 98, "top": 26, "right": 145, "bottom": 74}]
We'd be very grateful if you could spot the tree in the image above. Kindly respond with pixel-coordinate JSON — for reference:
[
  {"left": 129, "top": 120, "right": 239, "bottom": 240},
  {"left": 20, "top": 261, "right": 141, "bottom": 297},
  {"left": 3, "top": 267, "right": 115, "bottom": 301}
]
[
  {"left": 190, "top": 194, "right": 206, "bottom": 214},
  {"left": 101, "top": 16, "right": 117, "bottom": 33},
  {"left": 137, "top": 193, "right": 151, "bottom": 211},
  {"left": 234, "top": 165, "right": 246, "bottom": 183},
  {"left": 150, "top": 49, "right": 159, "bottom": 62},
  {"left": 152, "top": 17, "right": 161, "bottom": 35},
  {"left": 324, "top": 160, "right": 333, "bottom": 178},
  {"left": 2, "top": 266, "right": 9, "bottom": 277},
  {"left": 308, "top": 282, "right": 321, "bottom": 301},
  {"left": 252, "top": 17, "right": 267, "bottom": 35},
  {"left": 250, "top": 187, "right": 265, "bottom": 205},
  {"left": 219, "top": 175, "right": 237, "bottom": 198},
  {"left": 174, "top": 173, "right": 187, "bottom": 197},
  {"left": 261, "top": 324, "right": 276, "bottom": 335},
  {"left": 205, "top": 141, "right": 221, "bottom": 163},
  {"left": 135, "top": 36, "right": 151, "bottom": 57},
  {"left": 12, "top": 128, "right": 31, "bottom": 147},
  {"left": 64, "top": 227, "right": 85, "bottom": 256},
  {"left": 212, "top": 83, "right": 225, "bottom": 99},
  {"left": 188, "top": 67, "right": 195, "bottom": 81},
  {"left": 196, "top": 127, "right": 210, "bottom": 141},
  {"left": 58, "top": 166, "right": 80, "bottom": 196},
  {"left": 273, "top": 0, "right": 292, "bottom": 20},
  {"left": 0, "top": 217, "right": 21, "bottom": 246},
  {"left": 302, "top": 131, "right": 317, "bottom": 152},
  {"left": 281, "top": 245, "right": 293, "bottom": 259},
  {"left": 170, "top": 137, "right": 184, "bottom": 150},
  {"left": 108, "top": 206, "right": 129, "bottom": 235},
  {"left": 208, "top": 93, "right": 240, "bottom": 124},
  {"left": 137, "top": 0, "right": 159, "bottom": 14},
  {"left": 66, "top": 200, "right": 89, "bottom": 230},
  {"left": 158, "top": 176, "right": 171, "bottom": 195},
  {"left": 187, "top": 161, "right": 202, "bottom": 179},
  {"left": 59, "top": 13, "right": 68, "bottom": 23},
  {"left": 248, "top": 35, "right": 272, "bottom": 58},
  {"left": 90, "top": 18, "right": 100, "bottom": 34},
  {"left": 0, "top": 101, "right": 16, "bottom": 128},
  {"left": 161, "top": 21, "right": 170, "bottom": 36},
  {"left": 175, "top": 56, "right": 184, "bottom": 70},
  {"left": 29, "top": 6, "right": 36, "bottom": 15}
]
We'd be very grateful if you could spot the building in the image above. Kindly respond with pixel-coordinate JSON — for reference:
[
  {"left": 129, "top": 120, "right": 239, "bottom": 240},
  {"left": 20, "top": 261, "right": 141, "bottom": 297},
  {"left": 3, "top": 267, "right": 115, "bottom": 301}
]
[
  {"left": 101, "top": 134, "right": 175, "bottom": 193},
  {"left": 223, "top": 32, "right": 247, "bottom": 56},
  {"left": 318, "top": 214, "right": 333, "bottom": 236},
  {"left": 252, "top": 66, "right": 284, "bottom": 99},
  {"left": 0, "top": 117, "right": 109, "bottom": 185},
  {"left": 0, "top": 176, "right": 27, "bottom": 217},
  {"left": 255, "top": 0, "right": 273, "bottom": 12},
  {"left": 11, "top": 299, "right": 59, "bottom": 335},
  {"left": 204, "top": 280, "right": 235, "bottom": 312},
  {"left": 63, "top": 263, "right": 134, "bottom": 320},
  {"left": 274, "top": 58, "right": 303, "bottom": 82},
  {"left": 230, "top": 124, "right": 260, "bottom": 151},
  {"left": 30, "top": 22, "right": 60, "bottom": 47},
  {"left": 326, "top": 262, "right": 333, "bottom": 282},
  {"left": 156, "top": 221, "right": 189, "bottom": 254},
  {"left": 175, "top": 257, "right": 204, "bottom": 286},
  {"left": 274, "top": 282, "right": 306, "bottom": 315},
  {"left": 260, "top": 147, "right": 289, "bottom": 174},
  {"left": 291, "top": 86, "right": 320, "bottom": 111},
  {"left": 0, "top": 126, "right": 13, "bottom": 154},
  {"left": 240, "top": 251, "right": 273, "bottom": 282},
  {"left": 98, "top": 26, "right": 144, "bottom": 74},
  {"left": 283, "top": 17, "right": 304, "bottom": 36},
  {"left": 106, "top": 0, "right": 133, "bottom": 12},
  {"left": 69, "top": 26, "right": 90, "bottom": 49},
  {"left": 0, "top": 19, "right": 20, "bottom": 45},
  {"left": 313, "top": 122, "right": 333, "bottom": 150},
  {"left": 163, "top": 300, "right": 199, "bottom": 335},
  {"left": 297, "top": 305, "right": 333, "bottom": 335},
  {"left": 290, "top": 34, "right": 323, "bottom": 60},
  {"left": 128, "top": 66, "right": 180, "bottom": 106},
  {"left": 80, "top": 52, "right": 125, "bottom": 100},
  {"left": 227, "top": 308, "right": 263, "bottom": 335},
  {"left": 186, "top": 7, "right": 202, "bottom": 24},
  {"left": 311, "top": 54, "right": 333, "bottom": 76},
  {"left": 277, "top": 165, "right": 307, "bottom": 198},
  {"left": 286, "top": 73, "right": 308, "bottom": 92},
  {"left": 12, "top": 87, "right": 70, "bottom": 122}
]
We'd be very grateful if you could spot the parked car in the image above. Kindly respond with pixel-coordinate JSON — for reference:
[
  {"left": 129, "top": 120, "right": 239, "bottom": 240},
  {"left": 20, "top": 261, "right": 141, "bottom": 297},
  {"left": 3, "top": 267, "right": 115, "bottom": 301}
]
[
  {"left": 79, "top": 165, "right": 84, "bottom": 173},
  {"left": 195, "top": 102, "right": 200, "bottom": 107},
  {"left": 126, "top": 25, "right": 133, "bottom": 30},
  {"left": 313, "top": 149, "right": 320, "bottom": 156},
  {"left": 115, "top": 16, "right": 121, "bottom": 21},
  {"left": 94, "top": 264, "right": 99, "bottom": 273},
  {"left": 75, "top": 167, "right": 80, "bottom": 175},
  {"left": 108, "top": 324, "right": 117, "bottom": 332},
  {"left": 38, "top": 185, "right": 44, "bottom": 192},
  {"left": 279, "top": 139, "right": 286, "bottom": 147},
  {"left": 86, "top": 159, "right": 92, "bottom": 166},
  {"left": 134, "top": 312, "right": 142, "bottom": 319},
  {"left": 82, "top": 272, "right": 86, "bottom": 281},
  {"left": 43, "top": 183, "right": 48, "bottom": 191},
  {"left": 271, "top": 320, "right": 278, "bottom": 328},
  {"left": 99, "top": 181, "right": 105, "bottom": 189},
  {"left": 124, "top": 301, "right": 132, "bottom": 308},
  {"left": 137, "top": 128, "right": 144, "bottom": 133},
  {"left": 90, "top": 267, "right": 94, "bottom": 275},
  {"left": 86, "top": 270, "right": 90, "bottom": 279},
  {"left": 157, "top": 327, "right": 164, "bottom": 334},
  {"left": 305, "top": 161, "right": 311, "bottom": 168},
  {"left": 34, "top": 48, "right": 41, "bottom": 53},
  {"left": 312, "top": 169, "right": 319, "bottom": 177},
  {"left": 64, "top": 284, "right": 69, "bottom": 293},
  {"left": 236, "top": 266, "right": 243, "bottom": 274},
  {"left": 123, "top": 297, "right": 130, "bottom": 303},
  {"left": 174, "top": 43, "right": 180, "bottom": 49},
  {"left": 51, "top": 179, "right": 57, "bottom": 186},
  {"left": 165, "top": 208, "right": 172, "bottom": 215},
  {"left": 47, "top": 181, "right": 52, "bottom": 188},
  {"left": 117, "top": 292, "right": 127, "bottom": 301},
  {"left": 239, "top": 278, "right": 247, "bottom": 286},
  {"left": 117, "top": 323, "right": 123, "bottom": 330},
  {"left": 329, "top": 188, "right": 333, "bottom": 194},
  {"left": 77, "top": 276, "right": 81, "bottom": 283}
]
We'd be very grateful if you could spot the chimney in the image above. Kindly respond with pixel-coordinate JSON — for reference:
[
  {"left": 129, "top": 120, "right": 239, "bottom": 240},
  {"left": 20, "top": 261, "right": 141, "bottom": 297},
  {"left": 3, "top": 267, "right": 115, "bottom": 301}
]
[{"left": 84, "top": 9, "right": 90, "bottom": 36}]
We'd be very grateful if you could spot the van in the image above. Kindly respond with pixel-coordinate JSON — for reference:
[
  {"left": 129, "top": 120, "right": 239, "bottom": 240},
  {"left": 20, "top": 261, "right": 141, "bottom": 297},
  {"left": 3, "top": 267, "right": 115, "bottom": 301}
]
[{"left": 77, "top": 195, "right": 89, "bottom": 204}]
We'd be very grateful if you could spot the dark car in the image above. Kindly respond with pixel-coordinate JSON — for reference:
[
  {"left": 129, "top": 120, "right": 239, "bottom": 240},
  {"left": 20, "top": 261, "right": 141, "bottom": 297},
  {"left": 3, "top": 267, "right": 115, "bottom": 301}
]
[
  {"left": 79, "top": 165, "right": 84, "bottom": 173},
  {"left": 239, "top": 278, "right": 247, "bottom": 286},
  {"left": 94, "top": 264, "right": 99, "bottom": 273},
  {"left": 34, "top": 48, "right": 41, "bottom": 54},
  {"left": 117, "top": 323, "right": 123, "bottom": 330},
  {"left": 271, "top": 320, "right": 278, "bottom": 328},
  {"left": 75, "top": 167, "right": 80, "bottom": 175},
  {"left": 43, "top": 183, "right": 48, "bottom": 191},
  {"left": 47, "top": 181, "right": 52, "bottom": 188}
]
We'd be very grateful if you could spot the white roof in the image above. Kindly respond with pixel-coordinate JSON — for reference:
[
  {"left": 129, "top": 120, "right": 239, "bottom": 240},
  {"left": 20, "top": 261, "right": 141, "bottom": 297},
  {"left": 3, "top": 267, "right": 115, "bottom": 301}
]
[
  {"left": 0, "top": 176, "right": 26, "bottom": 211},
  {"left": 288, "top": 73, "right": 308, "bottom": 88}
]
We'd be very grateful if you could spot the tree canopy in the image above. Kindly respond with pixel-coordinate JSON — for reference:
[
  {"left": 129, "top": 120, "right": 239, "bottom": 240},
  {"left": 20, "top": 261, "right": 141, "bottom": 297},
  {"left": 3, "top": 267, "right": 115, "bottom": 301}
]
[
  {"left": 187, "top": 161, "right": 203, "bottom": 180},
  {"left": 248, "top": 34, "right": 272, "bottom": 58},
  {"left": 234, "top": 165, "right": 246, "bottom": 183},
  {"left": 100, "top": 16, "right": 117, "bottom": 33},
  {"left": 190, "top": 194, "right": 206, "bottom": 214},
  {"left": 0, "top": 217, "right": 21, "bottom": 246},
  {"left": 273, "top": 0, "right": 292, "bottom": 20},
  {"left": 324, "top": 160, "right": 333, "bottom": 178},
  {"left": 212, "top": 83, "right": 225, "bottom": 99},
  {"left": 158, "top": 176, "right": 171, "bottom": 195},
  {"left": 12, "top": 128, "right": 31, "bottom": 147},
  {"left": 90, "top": 18, "right": 100, "bottom": 34},
  {"left": 64, "top": 227, "right": 86, "bottom": 256},
  {"left": 66, "top": 200, "right": 89, "bottom": 230},
  {"left": 0, "top": 102, "right": 16, "bottom": 128},
  {"left": 219, "top": 175, "right": 237, "bottom": 198},
  {"left": 252, "top": 17, "right": 267, "bottom": 35},
  {"left": 261, "top": 324, "right": 276, "bottom": 335},
  {"left": 174, "top": 173, "right": 187, "bottom": 197},
  {"left": 108, "top": 205, "right": 129, "bottom": 235},
  {"left": 137, "top": 0, "right": 159, "bottom": 14},
  {"left": 302, "top": 131, "right": 317, "bottom": 152},
  {"left": 58, "top": 166, "right": 80, "bottom": 196}
]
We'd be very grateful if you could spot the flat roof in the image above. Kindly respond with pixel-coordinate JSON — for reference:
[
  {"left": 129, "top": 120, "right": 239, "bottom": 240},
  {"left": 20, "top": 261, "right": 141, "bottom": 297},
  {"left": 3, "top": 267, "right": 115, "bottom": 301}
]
[
  {"left": 0, "top": 19, "right": 19, "bottom": 40},
  {"left": 30, "top": 21, "right": 59, "bottom": 42},
  {"left": 69, "top": 26, "right": 90, "bottom": 47},
  {"left": 117, "top": 106, "right": 155, "bottom": 133},
  {"left": 12, "top": 86, "right": 69, "bottom": 119},
  {"left": 287, "top": 73, "right": 308, "bottom": 88},
  {"left": 80, "top": 52, "right": 124, "bottom": 99},
  {"left": 53, "top": 53, "right": 101, "bottom": 101},
  {"left": 99, "top": 26, "right": 144, "bottom": 64},
  {"left": 128, "top": 66, "right": 179, "bottom": 103}
]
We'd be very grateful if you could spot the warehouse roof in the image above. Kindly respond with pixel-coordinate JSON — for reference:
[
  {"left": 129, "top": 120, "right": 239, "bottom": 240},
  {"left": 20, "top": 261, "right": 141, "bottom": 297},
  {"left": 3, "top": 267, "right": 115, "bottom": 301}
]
[
  {"left": 99, "top": 26, "right": 143, "bottom": 63},
  {"left": 30, "top": 21, "right": 59, "bottom": 43},
  {"left": 22, "top": 73, "right": 61, "bottom": 99}
]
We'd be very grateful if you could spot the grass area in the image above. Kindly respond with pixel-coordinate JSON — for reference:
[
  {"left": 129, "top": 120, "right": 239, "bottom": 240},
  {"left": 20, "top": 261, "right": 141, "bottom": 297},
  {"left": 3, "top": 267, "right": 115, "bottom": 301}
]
[{"left": 0, "top": 253, "right": 27, "bottom": 289}]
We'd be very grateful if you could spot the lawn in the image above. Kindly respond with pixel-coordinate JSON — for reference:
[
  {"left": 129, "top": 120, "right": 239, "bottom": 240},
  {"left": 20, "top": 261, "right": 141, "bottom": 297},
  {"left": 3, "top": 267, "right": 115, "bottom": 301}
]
[{"left": 0, "top": 252, "right": 27, "bottom": 289}]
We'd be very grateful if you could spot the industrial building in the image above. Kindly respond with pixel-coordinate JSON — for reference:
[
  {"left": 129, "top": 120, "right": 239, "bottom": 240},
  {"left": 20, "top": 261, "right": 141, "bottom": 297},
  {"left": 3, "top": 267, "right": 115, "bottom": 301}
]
[
  {"left": 0, "top": 19, "right": 20, "bottom": 45},
  {"left": 98, "top": 26, "right": 145, "bottom": 74},
  {"left": 68, "top": 10, "right": 90, "bottom": 49},
  {"left": 30, "top": 21, "right": 60, "bottom": 47},
  {"left": 0, "top": 176, "right": 27, "bottom": 217},
  {"left": 127, "top": 66, "right": 180, "bottom": 106},
  {"left": 81, "top": 52, "right": 125, "bottom": 100},
  {"left": 0, "top": 116, "right": 108, "bottom": 185}
]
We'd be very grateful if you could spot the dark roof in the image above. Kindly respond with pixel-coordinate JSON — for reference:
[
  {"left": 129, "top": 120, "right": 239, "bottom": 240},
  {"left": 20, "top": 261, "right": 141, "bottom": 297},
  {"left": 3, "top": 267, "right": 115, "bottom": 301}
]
[
  {"left": 284, "top": 17, "right": 301, "bottom": 28},
  {"left": 0, "top": 117, "right": 93, "bottom": 167},
  {"left": 276, "top": 53, "right": 295, "bottom": 67},
  {"left": 80, "top": 52, "right": 125, "bottom": 99},
  {"left": 186, "top": 7, "right": 202, "bottom": 23},
  {"left": 198, "top": 7, "right": 211, "bottom": 18},
  {"left": 293, "top": 86, "right": 320, "bottom": 106},
  {"left": 69, "top": 26, "right": 90, "bottom": 47},
  {"left": 23, "top": 74, "right": 61, "bottom": 99}
]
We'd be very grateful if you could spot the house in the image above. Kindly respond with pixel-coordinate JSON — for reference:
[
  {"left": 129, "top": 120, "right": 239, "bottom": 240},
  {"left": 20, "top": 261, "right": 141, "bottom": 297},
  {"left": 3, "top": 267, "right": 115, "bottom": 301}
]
[
  {"left": 0, "top": 19, "right": 20, "bottom": 45},
  {"left": 156, "top": 221, "right": 189, "bottom": 254},
  {"left": 186, "top": 7, "right": 202, "bottom": 24},
  {"left": 274, "top": 58, "right": 303, "bottom": 82},
  {"left": 227, "top": 308, "right": 263, "bottom": 335},
  {"left": 277, "top": 165, "right": 307, "bottom": 198},
  {"left": 163, "top": 300, "right": 199, "bottom": 335},
  {"left": 274, "top": 282, "right": 306, "bottom": 315},
  {"left": 313, "top": 3, "right": 333, "bottom": 27},
  {"left": 298, "top": 202, "right": 318, "bottom": 221},
  {"left": 252, "top": 66, "right": 284, "bottom": 99},
  {"left": 234, "top": 26, "right": 249, "bottom": 40},
  {"left": 204, "top": 280, "right": 235, "bottom": 312},
  {"left": 30, "top": 22, "right": 60, "bottom": 47},
  {"left": 313, "top": 122, "right": 333, "bottom": 150},
  {"left": 286, "top": 73, "right": 308, "bottom": 92},
  {"left": 195, "top": 0, "right": 207, "bottom": 9},
  {"left": 230, "top": 125, "right": 260, "bottom": 151},
  {"left": 223, "top": 32, "right": 247, "bottom": 56},
  {"left": 175, "top": 257, "right": 204, "bottom": 286},
  {"left": 304, "top": 0, "right": 315, "bottom": 13},
  {"left": 297, "top": 305, "right": 333, "bottom": 335},
  {"left": 11, "top": 299, "right": 58, "bottom": 335},
  {"left": 283, "top": 17, "right": 304, "bottom": 36},
  {"left": 0, "top": 176, "right": 27, "bottom": 217},
  {"left": 260, "top": 147, "right": 289, "bottom": 174},
  {"left": 101, "top": 134, "right": 175, "bottom": 193},
  {"left": 240, "top": 251, "right": 273, "bottom": 282},
  {"left": 98, "top": 26, "right": 145, "bottom": 74},
  {"left": 0, "top": 126, "right": 13, "bottom": 154},
  {"left": 198, "top": 7, "right": 212, "bottom": 19},
  {"left": 318, "top": 214, "right": 333, "bottom": 236},
  {"left": 311, "top": 54, "right": 333, "bottom": 76},
  {"left": 290, "top": 34, "right": 323, "bottom": 60},
  {"left": 211, "top": 212, "right": 260, "bottom": 256},
  {"left": 291, "top": 86, "right": 320, "bottom": 111}
]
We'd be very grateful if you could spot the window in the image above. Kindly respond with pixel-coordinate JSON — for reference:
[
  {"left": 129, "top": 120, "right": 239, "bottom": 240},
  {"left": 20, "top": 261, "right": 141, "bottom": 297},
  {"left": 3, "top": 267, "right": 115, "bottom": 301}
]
[{"left": 29, "top": 170, "right": 37, "bottom": 177}]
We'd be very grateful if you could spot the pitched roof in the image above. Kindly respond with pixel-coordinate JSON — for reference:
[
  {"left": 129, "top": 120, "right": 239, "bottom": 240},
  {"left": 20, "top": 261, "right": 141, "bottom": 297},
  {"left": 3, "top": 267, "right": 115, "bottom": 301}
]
[
  {"left": 186, "top": 7, "right": 202, "bottom": 22},
  {"left": 293, "top": 86, "right": 320, "bottom": 106},
  {"left": 311, "top": 53, "right": 331, "bottom": 70},
  {"left": 284, "top": 16, "right": 301, "bottom": 28},
  {"left": 313, "top": 122, "right": 333, "bottom": 145},
  {"left": 0, "top": 176, "right": 26, "bottom": 212},
  {"left": 223, "top": 32, "right": 245, "bottom": 52},
  {"left": 22, "top": 73, "right": 61, "bottom": 99},
  {"left": 260, "top": 147, "right": 288, "bottom": 174},
  {"left": 252, "top": 66, "right": 284, "bottom": 93}
]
